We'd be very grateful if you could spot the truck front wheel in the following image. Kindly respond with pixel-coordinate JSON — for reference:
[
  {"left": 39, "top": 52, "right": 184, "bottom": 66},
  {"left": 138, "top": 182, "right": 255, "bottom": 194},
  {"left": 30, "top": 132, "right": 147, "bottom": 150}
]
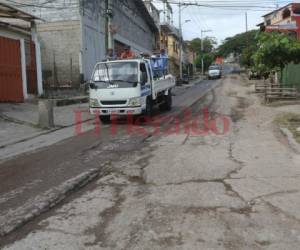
[
  {"left": 99, "top": 115, "right": 111, "bottom": 124},
  {"left": 144, "top": 97, "right": 153, "bottom": 117}
]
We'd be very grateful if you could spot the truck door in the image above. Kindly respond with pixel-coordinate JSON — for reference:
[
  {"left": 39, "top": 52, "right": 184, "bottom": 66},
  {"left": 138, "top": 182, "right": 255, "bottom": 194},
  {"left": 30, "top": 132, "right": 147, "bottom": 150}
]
[
  {"left": 145, "top": 61, "right": 154, "bottom": 99},
  {"left": 140, "top": 62, "right": 151, "bottom": 98}
]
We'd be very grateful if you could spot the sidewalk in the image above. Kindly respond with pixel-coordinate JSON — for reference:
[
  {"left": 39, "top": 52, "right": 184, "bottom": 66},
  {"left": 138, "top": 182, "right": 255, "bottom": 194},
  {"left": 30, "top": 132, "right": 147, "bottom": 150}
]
[{"left": 0, "top": 102, "right": 92, "bottom": 149}]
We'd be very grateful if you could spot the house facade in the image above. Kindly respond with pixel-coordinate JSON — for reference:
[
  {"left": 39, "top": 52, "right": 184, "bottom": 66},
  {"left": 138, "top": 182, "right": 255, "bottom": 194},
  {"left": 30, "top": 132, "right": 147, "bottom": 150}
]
[
  {"left": 259, "top": 3, "right": 300, "bottom": 40},
  {"left": 8, "top": 0, "right": 158, "bottom": 88},
  {"left": 159, "top": 2, "right": 181, "bottom": 78},
  {"left": 0, "top": 2, "right": 43, "bottom": 102}
]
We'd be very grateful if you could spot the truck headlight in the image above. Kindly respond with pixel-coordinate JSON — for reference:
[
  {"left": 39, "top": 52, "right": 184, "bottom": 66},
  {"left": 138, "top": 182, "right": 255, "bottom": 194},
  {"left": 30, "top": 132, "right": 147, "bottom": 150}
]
[
  {"left": 90, "top": 98, "right": 101, "bottom": 107},
  {"left": 128, "top": 97, "right": 141, "bottom": 107}
]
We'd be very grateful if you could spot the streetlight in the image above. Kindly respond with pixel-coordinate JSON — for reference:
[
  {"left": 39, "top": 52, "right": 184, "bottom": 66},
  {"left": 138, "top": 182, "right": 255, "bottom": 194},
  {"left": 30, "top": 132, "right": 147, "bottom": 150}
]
[{"left": 201, "top": 29, "right": 212, "bottom": 75}]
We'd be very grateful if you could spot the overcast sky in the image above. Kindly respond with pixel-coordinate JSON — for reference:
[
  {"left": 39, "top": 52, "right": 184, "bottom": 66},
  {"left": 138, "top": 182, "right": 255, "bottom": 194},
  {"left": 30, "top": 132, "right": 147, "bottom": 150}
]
[{"left": 153, "top": 1, "right": 298, "bottom": 45}]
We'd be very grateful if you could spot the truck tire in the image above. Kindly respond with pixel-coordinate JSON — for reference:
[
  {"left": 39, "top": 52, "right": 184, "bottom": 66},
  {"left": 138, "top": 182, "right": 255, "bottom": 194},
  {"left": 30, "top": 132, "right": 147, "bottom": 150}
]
[
  {"left": 160, "top": 90, "right": 172, "bottom": 111},
  {"left": 144, "top": 97, "right": 153, "bottom": 117},
  {"left": 99, "top": 115, "right": 111, "bottom": 124}
]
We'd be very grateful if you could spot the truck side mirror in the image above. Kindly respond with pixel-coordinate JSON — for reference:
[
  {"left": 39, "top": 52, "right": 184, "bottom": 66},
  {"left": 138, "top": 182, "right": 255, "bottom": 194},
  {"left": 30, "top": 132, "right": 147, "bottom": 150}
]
[{"left": 89, "top": 82, "right": 97, "bottom": 89}]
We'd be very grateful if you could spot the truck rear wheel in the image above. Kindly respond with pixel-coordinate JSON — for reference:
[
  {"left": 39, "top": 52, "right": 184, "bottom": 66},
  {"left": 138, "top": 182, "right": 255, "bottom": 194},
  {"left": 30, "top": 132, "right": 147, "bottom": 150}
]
[{"left": 99, "top": 115, "right": 111, "bottom": 124}]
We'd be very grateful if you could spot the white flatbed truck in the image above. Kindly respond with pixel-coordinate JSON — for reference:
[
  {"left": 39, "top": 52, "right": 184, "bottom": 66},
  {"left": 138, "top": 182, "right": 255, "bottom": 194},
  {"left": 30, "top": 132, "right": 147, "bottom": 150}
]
[{"left": 89, "top": 58, "right": 176, "bottom": 123}]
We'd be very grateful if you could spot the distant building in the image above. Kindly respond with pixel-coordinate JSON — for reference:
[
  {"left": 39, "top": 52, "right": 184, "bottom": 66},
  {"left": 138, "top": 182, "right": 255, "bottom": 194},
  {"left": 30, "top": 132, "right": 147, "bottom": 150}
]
[
  {"left": 258, "top": 3, "right": 300, "bottom": 40},
  {"left": 144, "top": 0, "right": 160, "bottom": 52},
  {"left": 160, "top": 1, "right": 181, "bottom": 78},
  {"left": 184, "top": 42, "right": 196, "bottom": 76}
]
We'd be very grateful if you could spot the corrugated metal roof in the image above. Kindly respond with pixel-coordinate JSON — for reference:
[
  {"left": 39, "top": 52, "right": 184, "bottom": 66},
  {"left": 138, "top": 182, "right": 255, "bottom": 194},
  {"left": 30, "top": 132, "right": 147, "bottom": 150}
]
[{"left": 0, "top": 1, "right": 40, "bottom": 21}]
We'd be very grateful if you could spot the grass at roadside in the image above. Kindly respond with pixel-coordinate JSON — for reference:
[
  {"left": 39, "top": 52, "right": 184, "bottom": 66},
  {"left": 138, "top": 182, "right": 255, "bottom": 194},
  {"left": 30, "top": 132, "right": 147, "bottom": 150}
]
[{"left": 274, "top": 113, "right": 300, "bottom": 143}]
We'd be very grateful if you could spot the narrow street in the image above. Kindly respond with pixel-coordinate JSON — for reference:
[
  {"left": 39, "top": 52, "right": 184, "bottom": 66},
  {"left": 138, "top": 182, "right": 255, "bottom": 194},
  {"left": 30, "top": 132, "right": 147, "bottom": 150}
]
[
  {"left": 0, "top": 73, "right": 219, "bottom": 241},
  {"left": 2, "top": 72, "right": 300, "bottom": 249}
]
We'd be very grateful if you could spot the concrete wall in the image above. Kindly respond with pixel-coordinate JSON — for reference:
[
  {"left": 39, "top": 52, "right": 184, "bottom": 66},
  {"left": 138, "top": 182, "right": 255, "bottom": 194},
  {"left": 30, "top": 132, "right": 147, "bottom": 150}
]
[
  {"left": 112, "top": 0, "right": 155, "bottom": 54},
  {"left": 10, "top": 0, "right": 155, "bottom": 85},
  {"left": 10, "top": 0, "right": 106, "bottom": 85},
  {"left": 80, "top": 0, "right": 106, "bottom": 82},
  {"left": 37, "top": 21, "right": 81, "bottom": 87}
]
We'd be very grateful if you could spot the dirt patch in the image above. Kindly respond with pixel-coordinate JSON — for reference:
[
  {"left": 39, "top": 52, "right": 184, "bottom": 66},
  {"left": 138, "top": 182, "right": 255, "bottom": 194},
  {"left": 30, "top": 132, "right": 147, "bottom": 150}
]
[
  {"left": 236, "top": 97, "right": 251, "bottom": 109},
  {"left": 274, "top": 113, "right": 300, "bottom": 143},
  {"left": 230, "top": 108, "right": 244, "bottom": 122},
  {"left": 240, "top": 74, "right": 255, "bottom": 87},
  {"left": 227, "top": 91, "right": 238, "bottom": 97}
]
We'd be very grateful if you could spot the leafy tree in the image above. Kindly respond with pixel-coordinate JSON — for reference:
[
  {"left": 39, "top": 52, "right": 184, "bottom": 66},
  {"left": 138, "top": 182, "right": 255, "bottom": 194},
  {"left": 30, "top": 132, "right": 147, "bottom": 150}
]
[
  {"left": 217, "top": 30, "right": 259, "bottom": 67},
  {"left": 195, "top": 53, "right": 215, "bottom": 71},
  {"left": 188, "top": 37, "right": 217, "bottom": 70},
  {"left": 252, "top": 32, "right": 300, "bottom": 76},
  {"left": 189, "top": 37, "right": 217, "bottom": 54},
  {"left": 218, "top": 30, "right": 258, "bottom": 57}
]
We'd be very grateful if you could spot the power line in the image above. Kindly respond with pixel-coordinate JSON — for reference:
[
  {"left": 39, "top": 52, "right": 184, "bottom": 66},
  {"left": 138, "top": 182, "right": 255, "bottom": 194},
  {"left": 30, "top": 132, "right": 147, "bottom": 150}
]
[{"left": 153, "top": 0, "right": 292, "bottom": 12}]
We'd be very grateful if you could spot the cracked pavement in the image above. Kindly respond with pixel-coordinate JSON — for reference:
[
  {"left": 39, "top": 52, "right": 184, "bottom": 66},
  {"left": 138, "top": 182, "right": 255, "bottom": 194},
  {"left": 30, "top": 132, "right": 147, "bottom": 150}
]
[{"left": 2, "top": 74, "right": 300, "bottom": 249}]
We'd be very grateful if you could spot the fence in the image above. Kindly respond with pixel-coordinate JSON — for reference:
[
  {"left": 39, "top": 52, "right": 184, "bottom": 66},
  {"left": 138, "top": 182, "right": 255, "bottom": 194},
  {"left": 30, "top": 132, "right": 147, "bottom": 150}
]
[{"left": 280, "top": 63, "right": 300, "bottom": 91}]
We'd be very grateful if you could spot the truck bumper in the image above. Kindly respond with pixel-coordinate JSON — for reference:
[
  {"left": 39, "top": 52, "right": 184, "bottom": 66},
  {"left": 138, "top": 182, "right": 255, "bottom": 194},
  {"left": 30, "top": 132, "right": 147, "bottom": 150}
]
[{"left": 90, "top": 107, "right": 143, "bottom": 116}]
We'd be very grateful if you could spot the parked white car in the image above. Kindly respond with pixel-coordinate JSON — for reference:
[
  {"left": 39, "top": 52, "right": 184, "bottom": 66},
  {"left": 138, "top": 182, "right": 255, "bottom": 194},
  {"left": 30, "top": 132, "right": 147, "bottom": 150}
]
[{"left": 208, "top": 65, "right": 222, "bottom": 79}]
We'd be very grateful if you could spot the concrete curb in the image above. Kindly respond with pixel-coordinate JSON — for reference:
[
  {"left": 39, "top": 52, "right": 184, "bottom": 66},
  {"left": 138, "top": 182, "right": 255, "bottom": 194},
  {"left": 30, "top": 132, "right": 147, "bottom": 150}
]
[
  {"left": 0, "top": 117, "right": 93, "bottom": 150},
  {"left": 0, "top": 165, "right": 111, "bottom": 237},
  {"left": 52, "top": 96, "right": 88, "bottom": 107}
]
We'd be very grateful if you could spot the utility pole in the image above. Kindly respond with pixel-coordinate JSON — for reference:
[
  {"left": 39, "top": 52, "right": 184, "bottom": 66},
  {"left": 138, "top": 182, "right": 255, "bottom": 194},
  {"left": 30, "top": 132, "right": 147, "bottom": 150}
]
[
  {"left": 106, "top": 0, "right": 113, "bottom": 49},
  {"left": 163, "top": 0, "right": 166, "bottom": 23},
  {"left": 201, "top": 29, "right": 212, "bottom": 75},
  {"left": 201, "top": 31, "right": 204, "bottom": 75},
  {"left": 179, "top": 1, "right": 183, "bottom": 80},
  {"left": 245, "top": 12, "right": 248, "bottom": 33}
]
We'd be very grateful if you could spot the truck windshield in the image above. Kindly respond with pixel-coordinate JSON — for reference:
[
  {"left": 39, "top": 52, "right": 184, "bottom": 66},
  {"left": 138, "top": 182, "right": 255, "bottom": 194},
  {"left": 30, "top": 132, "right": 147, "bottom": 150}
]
[{"left": 92, "top": 62, "right": 138, "bottom": 88}]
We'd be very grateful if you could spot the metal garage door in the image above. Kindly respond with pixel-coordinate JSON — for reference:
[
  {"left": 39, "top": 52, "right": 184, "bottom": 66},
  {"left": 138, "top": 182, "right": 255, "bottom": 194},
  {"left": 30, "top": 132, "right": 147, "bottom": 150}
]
[{"left": 0, "top": 36, "right": 23, "bottom": 102}]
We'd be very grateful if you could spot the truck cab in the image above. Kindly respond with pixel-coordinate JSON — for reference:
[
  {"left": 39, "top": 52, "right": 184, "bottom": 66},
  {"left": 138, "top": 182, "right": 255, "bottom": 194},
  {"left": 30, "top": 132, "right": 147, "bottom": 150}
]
[{"left": 89, "top": 58, "right": 175, "bottom": 123}]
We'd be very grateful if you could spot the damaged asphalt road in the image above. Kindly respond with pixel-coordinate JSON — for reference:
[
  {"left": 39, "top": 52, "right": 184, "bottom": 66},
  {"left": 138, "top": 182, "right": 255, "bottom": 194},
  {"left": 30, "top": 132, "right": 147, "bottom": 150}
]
[
  {"left": 3, "top": 73, "right": 300, "bottom": 249},
  {"left": 0, "top": 76, "right": 219, "bottom": 241}
]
